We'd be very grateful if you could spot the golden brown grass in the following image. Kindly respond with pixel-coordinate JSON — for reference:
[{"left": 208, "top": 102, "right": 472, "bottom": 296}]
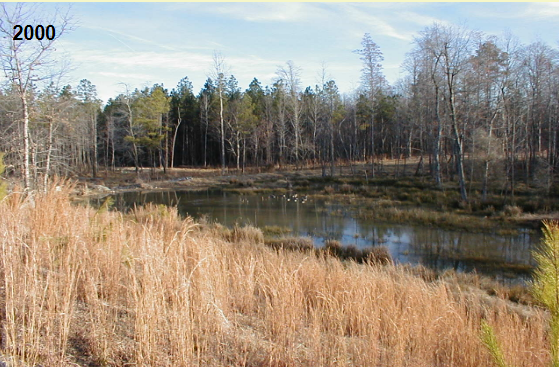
[{"left": 0, "top": 182, "right": 550, "bottom": 366}]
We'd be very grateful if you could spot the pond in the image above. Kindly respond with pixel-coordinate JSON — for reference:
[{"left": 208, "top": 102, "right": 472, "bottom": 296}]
[{"left": 103, "top": 189, "right": 539, "bottom": 282}]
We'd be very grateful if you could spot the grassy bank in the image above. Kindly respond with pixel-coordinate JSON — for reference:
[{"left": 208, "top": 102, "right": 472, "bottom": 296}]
[{"left": 1, "top": 183, "right": 549, "bottom": 366}]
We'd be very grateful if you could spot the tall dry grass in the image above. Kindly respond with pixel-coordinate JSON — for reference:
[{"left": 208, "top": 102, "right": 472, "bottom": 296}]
[{"left": 0, "top": 183, "right": 550, "bottom": 366}]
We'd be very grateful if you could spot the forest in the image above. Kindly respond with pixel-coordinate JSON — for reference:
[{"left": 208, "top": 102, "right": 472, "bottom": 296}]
[{"left": 1, "top": 6, "right": 559, "bottom": 204}]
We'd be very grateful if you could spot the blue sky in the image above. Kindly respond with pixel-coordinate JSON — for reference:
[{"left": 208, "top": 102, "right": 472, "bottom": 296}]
[{"left": 50, "top": 2, "right": 559, "bottom": 103}]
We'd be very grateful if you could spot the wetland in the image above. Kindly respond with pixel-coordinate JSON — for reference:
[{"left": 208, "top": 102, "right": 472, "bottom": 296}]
[{"left": 101, "top": 188, "right": 538, "bottom": 282}]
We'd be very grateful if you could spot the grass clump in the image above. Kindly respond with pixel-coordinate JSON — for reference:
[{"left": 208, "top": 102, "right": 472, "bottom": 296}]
[
  {"left": 265, "top": 236, "right": 314, "bottom": 251},
  {"left": 358, "top": 205, "right": 502, "bottom": 232},
  {"left": 339, "top": 183, "right": 354, "bottom": 193},
  {"left": 367, "top": 245, "right": 394, "bottom": 265},
  {"left": 228, "top": 224, "right": 265, "bottom": 244},
  {"left": 262, "top": 225, "right": 292, "bottom": 237},
  {"left": 324, "top": 240, "right": 393, "bottom": 265},
  {"left": 502, "top": 205, "right": 523, "bottom": 218}
]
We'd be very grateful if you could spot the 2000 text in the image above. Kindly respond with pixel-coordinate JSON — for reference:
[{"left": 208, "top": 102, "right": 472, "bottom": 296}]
[{"left": 13, "top": 25, "right": 56, "bottom": 41}]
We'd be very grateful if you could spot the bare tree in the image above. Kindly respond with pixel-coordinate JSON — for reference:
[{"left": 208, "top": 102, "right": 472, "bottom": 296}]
[
  {"left": 354, "top": 33, "right": 385, "bottom": 177},
  {"left": 77, "top": 79, "right": 102, "bottom": 177},
  {"left": 210, "top": 51, "right": 229, "bottom": 175},
  {"left": 272, "top": 80, "right": 288, "bottom": 166},
  {"left": 439, "top": 25, "right": 476, "bottom": 202},
  {"left": 277, "top": 60, "right": 303, "bottom": 167},
  {"left": 117, "top": 84, "right": 141, "bottom": 173},
  {"left": 0, "top": 3, "right": 72, "bottom": 190},
  {"left": 409, "top": 25, "right": 445, "bottom": 188},
  {"left": 410, "top": 23, "right": 475, "bottom": 201},
  {"left": 198, "top": 79, "right": 214, "bottom": 168}
]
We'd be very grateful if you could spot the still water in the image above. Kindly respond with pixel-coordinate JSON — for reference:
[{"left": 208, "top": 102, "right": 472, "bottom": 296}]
[{"left": 109, "top": 189, "right": 538, "bottom": 281}]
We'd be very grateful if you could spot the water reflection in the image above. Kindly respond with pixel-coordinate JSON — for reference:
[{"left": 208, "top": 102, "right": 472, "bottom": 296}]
[{"left": 107, "top": 190, "right": 538, "bottom": 281}]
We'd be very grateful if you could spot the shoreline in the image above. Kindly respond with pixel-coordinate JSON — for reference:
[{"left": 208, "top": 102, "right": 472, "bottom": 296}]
[{"left": 73, "top": 164, "right": 550, "bottom": 234}]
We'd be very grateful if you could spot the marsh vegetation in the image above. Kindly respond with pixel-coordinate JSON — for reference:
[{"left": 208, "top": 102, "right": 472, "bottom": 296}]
[
  {"left": 105, "top": 185, "right": 536, "bottom": 282},
  {"left": 0, "top": 184, "right": 551, "bottom": 366}
]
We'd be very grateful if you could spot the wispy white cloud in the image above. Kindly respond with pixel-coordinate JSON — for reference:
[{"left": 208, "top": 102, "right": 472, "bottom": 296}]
[
  {"left": 397, "top": 11, "right": 449, "bottom": 28},
  {"left": 204, "top": 3, "right": 327, "bottom": 23},
  {"left": 71, "top": 49, "right": 212, "bottom": 71},
  {"left": 469, "top": 2, "right": 559, "bottom": 20},
  {"left": 71, "top": 46, "right": 282, "bottom": 76},
  {"left": 525, "top": 3, "right": 559, "bottom": 18},
  {"left": 67, "top": 43, "right": 284, "bottom": 92},
  {"left": 96, "top": 71, "right": 154, "bottom": 81},
  {"left": 338, "top": 4, "right": 414, "bottom": 41},
  {"left": 84, "top": 25, "right": 181, "bottom": 52}
]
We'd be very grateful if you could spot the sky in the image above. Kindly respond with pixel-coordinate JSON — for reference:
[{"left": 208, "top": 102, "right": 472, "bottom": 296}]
[{"left": 36, "top": 2, "right": 559, "bottom": 104}]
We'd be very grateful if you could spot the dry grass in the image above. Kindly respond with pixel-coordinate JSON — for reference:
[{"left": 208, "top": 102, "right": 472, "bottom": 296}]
[
  {"left": 324, "top": 240, "right": 393, "bottom": 265},
  {"left": 357, "top": 205, "right": 504, "bottom": 232},
  {"left": 0, "top": 182, "right": 550, "bottom": 366}
]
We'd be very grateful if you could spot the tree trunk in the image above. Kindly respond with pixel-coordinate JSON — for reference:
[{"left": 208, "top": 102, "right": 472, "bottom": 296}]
[
  {"left": 21, "top": 94, "right": 31, "bottom": 191},
  {"left": 219, "top": 89, "right": 226, "bottom": 175},
  {"left": 370, "top": 106, "right": 375, "bottom": 178},
  {"left": 447, "top": 76, "right": 468, "bottom": 202},
  {"left": 171, "top": 107, "right": 182, "bottom": 169},
  {"left": 482, "top": 113, "right": 497, "bottom": 201},
  {"left": 92, "top": 114, "right": 98, "bottom": 178},
  {"left": 43, "top": 119, "right": 53, "bottom": 192},
  {"left": 242, "top": 137, "right": 246, "bottom": 173},
  {"left": 433, "top": 84, "right": 443, "bottom": 189},
  {"left": 330, "top": 123, "right": 335, "bottom": 177},
  {"left": 236, "top": 132, "right": 241, "bottom": 170}
]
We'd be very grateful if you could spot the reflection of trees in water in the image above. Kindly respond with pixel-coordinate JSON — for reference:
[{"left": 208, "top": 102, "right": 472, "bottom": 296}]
[
  {"left": 113, "top": 191, "right": 538, "bottom": 280},
  {"left": 407, "top": 228, "right": 535, "bottom": 275},
  {"left": 307, "top": 212, "right": 347, "bottom": 244},
  {"left": 115, "top": 190, "right": 181, "bottom": 212},
  {"left": 352, "top": 217, "right": 379, "bottom": 243}
]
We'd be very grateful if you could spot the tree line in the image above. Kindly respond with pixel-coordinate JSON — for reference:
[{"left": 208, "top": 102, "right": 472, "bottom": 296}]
[{"left": 1, "top": 4, "right": 558, "bottom": 202}]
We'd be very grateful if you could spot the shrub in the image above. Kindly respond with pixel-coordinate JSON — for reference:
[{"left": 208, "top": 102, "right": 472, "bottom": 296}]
[
  {"left": 340, "top": 183, "right": 353, "bottom": 193},
  {"left": 503, "top": 205, "right": 522, "bottom": 217},
  {"left": 242, "top": 179, "right": 254, "bottom": 187},
  {"left": 367, "top": 246, "right": 393, "bottom": 265},
  {"left": 296, "top": 179, "right": 310, "bottom": 188},
  {"left": 324, "top": 239, "right": 342, "bottom": 255},
  {"left": 264, "top": 163, "right": 276, "bottom": 173},
  {"left": 265, "top": 236, "right": 314, "bottom": 251},
  {"left": 324, "top": 240, "right": 393, "bottom": 265},
  {"left": 324, "top": 185, "right": 335, "bottom": 194}
]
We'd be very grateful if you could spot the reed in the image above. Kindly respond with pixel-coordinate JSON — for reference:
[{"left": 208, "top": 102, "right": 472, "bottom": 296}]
[{"left": 0, "top": 184, "right": 549, "bottom": 366}]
